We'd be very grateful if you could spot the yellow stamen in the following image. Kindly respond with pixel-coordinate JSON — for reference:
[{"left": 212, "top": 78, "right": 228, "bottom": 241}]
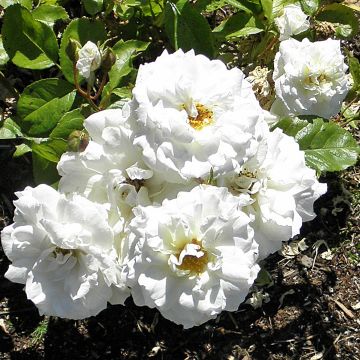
[
  {"left": 187, "top": 103, "right": 214, "bottom": 131},
  {"left": 177, "top": 238, "right": 209, "bottom": 274}
]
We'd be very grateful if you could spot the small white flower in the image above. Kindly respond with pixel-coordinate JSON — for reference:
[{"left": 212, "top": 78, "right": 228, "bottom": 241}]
[
  {"left": 76, "top": 41, "right": 102, "bottom": 79},
  {"left": 275, "top": 4, "right": 310, "bottom": 41},
  {"left": 272, "top": 38, "right": 350, "bottom": 119},
  {"left": 131, "top": 49, "right": 264, "bottom": 183},
  {"left": 217, "top": 128, "right": 327, "bottom": 259},
  {"left": 1, "top": 185, "right": 129, "bottom": 319},
  {"left": 124, "top": 185, "right": 260, "bottom": 329}
]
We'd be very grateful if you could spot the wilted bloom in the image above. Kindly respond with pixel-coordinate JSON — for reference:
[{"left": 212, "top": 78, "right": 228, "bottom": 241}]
[
  {"left": 247, "top": 66, "right": 275, "bottom": 111},
  {"left": 125, "top": 185, "right": 260, "bottom": 328},
  {"left": 131, "top": 49, "right": 264, "bottom": 183},
  {"left": 76, "top": 41, "right": 102, "bottom": 79},
  {"left": 1, "top": 185, "right": 129, "bottom": 319},
  {"left": 275, "top": 4, "right": 310, "bottom": 41},
  {"left": 217, "top": 128, "right": 327, "bottom": 259},
  {"left": 272, "top": 38, "right": 350, "bottom": 119}
]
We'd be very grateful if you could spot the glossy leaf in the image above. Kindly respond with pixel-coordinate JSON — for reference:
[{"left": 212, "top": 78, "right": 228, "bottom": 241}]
[
  {"left": 213, "top": 11, "right": 263, "bottom": 40},
  {"left": 299, "top": 0, "right": 320, "bottom": 15},
  {"left": 0, "top": 118, "right": 23, "bottom": 139},
  {"left": 0, "top": 0, "right": 32, "bottom": 9},
  {"left": 82, "top": 0, "right": 104, "bottom": 15},
  {"left": 32, "top": 4, "right": 69, "bottom": 27},
  {"left": 17, "top": 79, "right": 76, "bottom": 136},
  {"left": 50, "top": 108, "right": 85, "bottom": 139},
  {"left": 2, "top": 5, "right": 59, "bottom": 69},
  {"left": 13, "top": 143, "right": 32, "bottom": 157},
  {"left": 274, "top": 117, "right": 360, "bottom": 172},
  {"left": 164, "top": 0, "right": 214, "bottom": 58},
  {"left": 31, "top": 138, "right": 67, "bottom": 163},
  {"left": 316, "top": 4, "right": 359, "bottom": 39},
  {"left": 101, "top": 40, "right": 149, "bottom": 100}
]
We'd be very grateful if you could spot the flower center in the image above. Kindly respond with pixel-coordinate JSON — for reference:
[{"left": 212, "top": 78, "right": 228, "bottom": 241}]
[
  {"left": 303, "top": 73, "right": 329, "bottom": 87},
  {"left": 177, "top": 238, "right": 209, "bottom": 274},
  {"left": 52, "top": 247, "right": 83, "bottom": 259},
  {"left": 54, "top": 247, "right": 72, "bottom": 256},
  {"left": 187, "top": 103, "right": 214, "bottom": 131}
]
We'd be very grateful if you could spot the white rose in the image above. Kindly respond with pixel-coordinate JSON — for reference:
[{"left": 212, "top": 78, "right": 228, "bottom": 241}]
[
  {"left": 131, "top": 49, "right": 264, "bottom": 183},
  {"left": 58, "top": 106, "right": 159, "bottom": 225},
  {"left": 124, "top": 185, "right": 260, "bottom": 329},
  {"left": 76, "top": 41, "right": 102, "bottom": 79},
  {"left": 1, "top": 185, "right": 129, "bottom": 319},
  {"left": 217, "top": 128, "right": 327, "bottom": 259},
  {"left": 272, "top": 38, "right": 350, "bottom": 119},
  {"left": 275, "top": 4, "right": 310, "bottom": 41}
]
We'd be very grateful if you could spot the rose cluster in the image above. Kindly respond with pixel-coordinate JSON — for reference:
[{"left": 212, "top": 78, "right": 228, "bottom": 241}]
[{"left": 3, "top": 37, "right": 349, "bottom": 328}]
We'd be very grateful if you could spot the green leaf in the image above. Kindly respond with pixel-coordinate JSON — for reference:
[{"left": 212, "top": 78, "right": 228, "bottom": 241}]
[
  {"left": 260, "top": 0, "right": 272, "bottom": 21},
  {"left": 227, "top": 0, "right": 262, "bottom": 14},
  {"left": 0, "top": 36, "right": 10, "bottom": 67},
  {"left": 82, "top": 0, "right": 104, "bottom": 15},
  {"left": 0, "top": 118, "right": 23, "bottom": 139},
  {"left": 347, "top": 52, "right": 360, "bottom": 97},
  {"left": 102, "top": 40, "right": 149, "bottom": 100},
  {"left": 274, "top": 117, "right": 360, "bottom": 172},
  {"left": 316, "top": 4, "right": 359, "bottom": 39},
  {"left": 17, "top": 78, "right": 76, "bottom": 136},
  {"left": 59, "top": 18, "right": 107, "bottom": 83},
  {"left": 32, "top": 4, "right": 69, "bottom": 27},
  {"left": 0, "top": 0, "right": 32, "bottom": 9},
  {"left": 112, "top": 87, "right": 133, "bottom": 99},
  {"left": 32, "top": 151, "right": 60, "bottom": 185},
  {"left": 213, "top": 11, "right": 264, "bottom": 40},
  {"left": 13, "top": 143, "right": 32, "bottom": 157},
  {"left": 192, "top": 0, "right": 210, "bottom": 12},
  {"left": 32, "top": 138, "right": 67, "bottom": 163},
  {"left": 255, "top": 267, "right": 274, "bottom": 287},
  {"left": 299, "top": 0, "right": 320, "bottom": 15},
  {"left": 164, "top": 0, "right": 214, "bottom": 58},
  {"left": 50, "top": 108, "right": 85, "bottom": 139},
  {"left": 2, "top": 5, "right": 59, "bottom": 69}
]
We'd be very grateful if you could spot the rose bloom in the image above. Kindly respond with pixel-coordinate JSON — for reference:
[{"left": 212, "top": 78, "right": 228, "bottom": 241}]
[
  {"left": 58, "top": 106, "right": 160, "bottom": 226},
  {"left": 217, "top": 128, "right": 327, "bottom": 259},
  {"left": 272, "top": 38, "right": 350, "bottom": 119},
  {"left": 76, "top": 41, "right": 102, "bottom": 79},
  {"left": 1, "top": 185, "right": 129, "bottom": 319},
  {"left": 275, "top": 4, "right": 310, "bottom": 41},
  {"left": 124, "top": 185, "right": 260, "bottom": 328},
  {"left": 131, "top": 49, "right": 264, "bottom": 183}
]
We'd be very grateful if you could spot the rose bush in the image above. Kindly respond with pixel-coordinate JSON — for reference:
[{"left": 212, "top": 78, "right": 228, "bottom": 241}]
[{"left": 0, "top": 0, "right": 359, "bottom": 329}]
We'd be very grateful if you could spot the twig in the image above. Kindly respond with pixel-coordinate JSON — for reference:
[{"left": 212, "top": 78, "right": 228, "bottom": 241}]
[{"left": 91, "top": 72, "right": 108, "bottom": 101}]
